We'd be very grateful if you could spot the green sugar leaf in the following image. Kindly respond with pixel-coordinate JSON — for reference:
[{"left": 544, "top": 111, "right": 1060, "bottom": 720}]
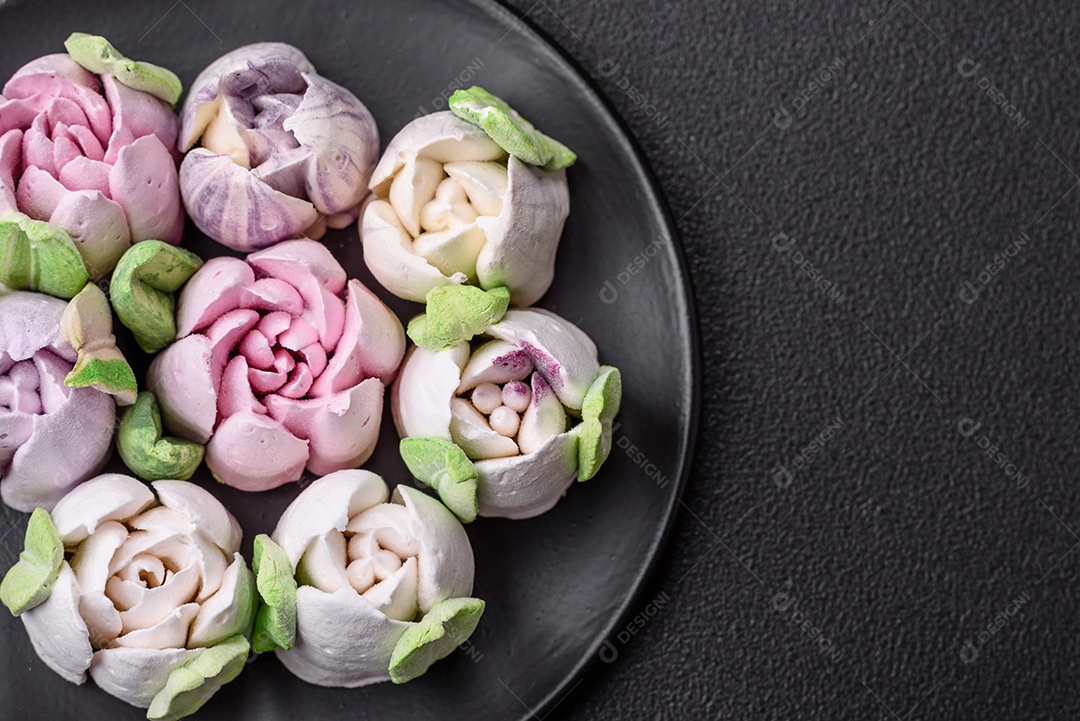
[
  {"left": 577, "top": 366, "right": 622, "bottom": 481},
  {"left": 65, "top": 33, "right": 183, "bottom": 106},
  {"left": 407, "top": 285, "right": 510, "bottom": 351},
  {"left": 118, "top": 392, "right": 205, "bottom": 481},
  {"left": 399, "top": 438, "right": 479, "bottom": 523},
  {"left": 251, "top": 534, "right": 297, "bottom": 653},
  {"left": 449, "top": 86, "right": 576, "bottom": 170},
  {"left": 389, "top": 597, "right": 486, "bottom": 684},
  {"left": 147, "top": 635, "right": 250, "bottom": 720},
  {"left": 0, "top": 508, "right": 65, "bottom": 615},
  {"left": 0, "top": 212, "right": 89, "bottom": 299},
  {"left": 61, "top": 282, "right": 138, "bottom": 404},
  {"left": 110, "top": 240, "right": 203, "bottom": 354}
]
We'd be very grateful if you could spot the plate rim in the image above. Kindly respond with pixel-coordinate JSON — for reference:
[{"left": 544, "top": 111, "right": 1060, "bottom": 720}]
[{"left": 476, "top": 0, "right": 702, "bottom": 715}]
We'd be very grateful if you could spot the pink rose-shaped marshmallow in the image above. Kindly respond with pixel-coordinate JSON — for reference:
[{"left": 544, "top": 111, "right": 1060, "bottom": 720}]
[
  {"left": 0, "top": 52, "right": 183, "bottom": 278},
  {"left": 148, "top": 240, "right": 405, "bottom": 491},
  {"left": 178, "top": 43, "right": 379, "bottom": 251},
  {"left": 0, "top": 291, "right": 115, "bottom": 511}
]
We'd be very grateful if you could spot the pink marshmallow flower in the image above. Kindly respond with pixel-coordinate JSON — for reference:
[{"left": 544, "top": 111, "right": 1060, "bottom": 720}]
[
  {"left": 0, "top": 291, "right": 115, "bottom": 512},
  {"left": 148, "top": 240, "right": 405, "bottom": 491},
  {"left": 0, "top": 53, "right": 183, "bottom": 279}
]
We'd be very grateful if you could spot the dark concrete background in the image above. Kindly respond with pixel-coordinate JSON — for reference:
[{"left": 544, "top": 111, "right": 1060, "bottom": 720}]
[{"left": 508, "top": 1, "right": 1080, "bottom": 719}]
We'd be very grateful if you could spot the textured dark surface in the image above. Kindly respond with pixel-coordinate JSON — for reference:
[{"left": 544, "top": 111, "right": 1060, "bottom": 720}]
[
  {"left": 1, "top": 0, "right": 1078, "bottom": 719},
  {"left": 0, "top": 1, "right": 695, "bottom": 721},
  {"left": 519, "top": 1, "right": 1080, "bottom": 719}
]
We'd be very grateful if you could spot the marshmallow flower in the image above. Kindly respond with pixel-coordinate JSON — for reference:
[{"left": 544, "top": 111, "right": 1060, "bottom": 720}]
[
  {"left": 254, "top": 469, "right": 484, "bottom": 687},
  {"left": 0, "top": 475, "right": 255, "bottom": 720},
  {"left": 0, "top": 35, "right": 184, "bottom": 280},
  {"left": 394, "top": 308, "right": 622, "bottom": 520},
  {"left": 0, "top": 291, "right": 115, "bottom": 512},
  {"left": 148, "top": 239, "right": 405, "bottom": 491},
  {"left": 179, "top": 42, "right": 379, "bottom": 251},
  {"left": 361, "top": 110, "right": 569, "bottom": 307}
]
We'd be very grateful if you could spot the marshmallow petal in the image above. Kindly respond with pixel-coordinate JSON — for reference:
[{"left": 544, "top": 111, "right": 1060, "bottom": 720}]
[
  {"left": 90, "top": 647, "right": 200, "bottom": 708},
  {"left": 272, "top": 469, "right": 388, "bottom": 569},
  {"left": 370, "top": 111, "right": 505, "bottom": 194},
  {"left": 1, "top": 383, "right": 115, "bottom": 512},
  {"left": 391, "top": 343, "right": 469, "bottom": 440},
  {"left": 180, "top": 148, "right": 318, "bottom": 252},
  {"left": 361, "top": 198, "right": 462, "bottom": 302},
  {"left": 188, "top": 553, "right": 256, "bottom": 648},
  {"left": 395, "top": 485, "right": 474, "bottom": 612},
  {"left": 175, "top": 256, "right": 255, "bottom": 338},
  {"left": 474, "top": 430, "right": 579, "bottom": 519},
  {"left": 151, "top": 479, "right": 242, "bottom": 555},
  {"left": 284, "top": 73, "right": 378, "bottom": 214},
  {"left": 474, "top": 157, "right": 568, "bottom": 306},
  {"left": 147, "top": 334, "right": 218, "bottom": 444},
  {"left": 50, "top": 473, "right": 156, "bottom": 545},
  {"left": 486, "top": 308, "right": 599, "bottom": 410},
  {"left": 20, "top": 562, "right": 93, "bottom": 684},
  {"left": 276, "top": 585, "right": 410, "bottom": 688},
  {"left": 204, "top": 411, "right": 308, "bottom": 491},
  {"left": 265, "top": 377, "right": 383, "bottom": 476},
  {"left": 109, "top": 134, "right": 184, "bottom": 245}
]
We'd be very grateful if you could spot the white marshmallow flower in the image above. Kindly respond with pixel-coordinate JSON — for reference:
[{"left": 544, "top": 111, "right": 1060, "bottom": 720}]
[
  {"left": 251, "top": 469, "right": 484, "bottom": 687},
  {"left": 0, "top": 474, "right": 256, "bottom": 720},
  {"left": 394, "top": 308, "right": 622, "bottom": 521},
  {"left": 361, "top": 86, "right": 574, "bottom": 309}
]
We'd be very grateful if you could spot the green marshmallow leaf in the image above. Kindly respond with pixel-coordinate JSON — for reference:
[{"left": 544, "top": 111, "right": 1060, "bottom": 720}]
[
  {"left": 110, "top": 240, "right": 203, "bottom": 354},
  {"left": 389, "top": 597, "right": 486, "bottom": 684},
  {"left": 65, "top": 33, "right": 183, "bottom": 106},
  {"left": 61, "top": 282, "right": 138, "bottom": 405},
  {"left": 399, "top": 438, "right": 479, "bottom": 523},
  {"left": 449, "top": 86, "right": 576, "bottom": 170},
  {"left": 407, "top": 285, "right": 510, "bottom": 351},
  {"left": 0, "top": 508, "right": 65, "bottom": 616},
  {"left": 0, "top": 212, "right": 89, "bottom": 299},
  {"left": 118, "top": 392, "right": 205, "bottom": 481},
  {"left": 577, "top": 366, "right": 622, "bottom": 481},
  {"left": 146, "top": 634, "right": 250, "bottom": 721},
  {"left": 251, "top": 534, "right": 297, "bottom": 653}
]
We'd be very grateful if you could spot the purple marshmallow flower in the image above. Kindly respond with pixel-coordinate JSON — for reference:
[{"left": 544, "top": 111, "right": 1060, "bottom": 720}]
[
  {"left": 178, "top": 43, "right": 379, "bottom": 251},
  {"left": 0, "top": 291, "right": 115, "bottom": 511}
]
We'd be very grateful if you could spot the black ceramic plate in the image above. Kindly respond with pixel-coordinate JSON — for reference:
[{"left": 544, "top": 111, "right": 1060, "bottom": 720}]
[{"left": 0, "top": 0, "right": 697, "bottom": 718}]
